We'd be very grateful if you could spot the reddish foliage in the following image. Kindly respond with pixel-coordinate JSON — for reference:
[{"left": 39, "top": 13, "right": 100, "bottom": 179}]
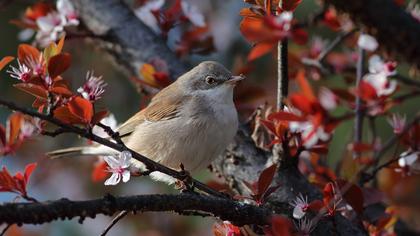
[
  {"left": 0, "top": 56, "right": 14, "bottom": 71},
  {"left": 264, "top": 215, "right": 293, "bottom": 236},
  {"left": 242, "top": 164, "right": 280, "bottom": 205},
  {"left": 0, "top": 163, "right": 37, "bottom": 198},
  {"left": 176, "top": 26, "right": 215, "bottom": 57},
  {"left": 212, "top": 221, "right": 242, "bottom": 236},
  {"left": 54, "top": 97, "right": 94, "bottom": 125},
  {"left": 336, "top": 179, "right": 364, "bottom": 215},
  {"left": 0, "top": 113, "right": 23, "bottom": 156},
  {"left": 92, "top": 160, "right": 109, "bottom": 182},
  {"left": 48, "top": 53, "right": 72, "bottom": 78}
]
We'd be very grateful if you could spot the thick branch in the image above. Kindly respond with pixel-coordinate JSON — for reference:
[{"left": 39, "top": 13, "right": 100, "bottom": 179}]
[
  {"left": 213, "top": 125, "right": 366, "bottom": 236},
  {"left": 324, "top": 0, "right": 420, "bottom": 67},
  {"left": 72, "top": 0, "right": 188, "bottom": 79},
  {"left": 0, "top": 193, "right": 271, "bottom": 226}
]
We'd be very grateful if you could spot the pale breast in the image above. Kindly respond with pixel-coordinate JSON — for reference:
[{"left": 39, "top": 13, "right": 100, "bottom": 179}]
[{"left": 126, "top": 99, "right": 238, "bottom": 172}]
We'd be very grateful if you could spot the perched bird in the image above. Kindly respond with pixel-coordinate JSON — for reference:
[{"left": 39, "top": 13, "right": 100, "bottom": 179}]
[{"left": 48, "top": 61, "right": 244, "bottom": 184}]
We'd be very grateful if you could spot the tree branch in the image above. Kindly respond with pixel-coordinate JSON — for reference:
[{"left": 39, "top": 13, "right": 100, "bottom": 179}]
[
  {"left": 0, "top": 193, "right": 271, "bottom": 226},
  {"left": 324, "top": 0, "right": 420, "bottom": 68},
  {"left": 71, "top": 0, "right": 188, "bottom": 79},
  {"left": 0, "top": 99, "right": 224, "bottom": 198},
  {"left": 354, "top": 46, "right": 365, "bottom": 159}
]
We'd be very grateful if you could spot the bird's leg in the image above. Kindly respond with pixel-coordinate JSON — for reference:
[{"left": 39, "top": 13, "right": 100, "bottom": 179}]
[{"left": 175, "top": 163, "right": 195, "bottom": 193}]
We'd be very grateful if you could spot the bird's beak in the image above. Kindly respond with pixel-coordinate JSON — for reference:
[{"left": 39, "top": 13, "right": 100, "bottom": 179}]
[{"left": 225, "top": 74, "right": 245, "bottom": 85}]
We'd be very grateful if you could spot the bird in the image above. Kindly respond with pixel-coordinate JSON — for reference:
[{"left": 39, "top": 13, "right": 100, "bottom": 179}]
[{"left": 47, "top": 61, "right": 244, "bottom": 184}]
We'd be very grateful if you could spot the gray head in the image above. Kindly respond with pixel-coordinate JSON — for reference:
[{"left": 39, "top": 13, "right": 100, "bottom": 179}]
[{"left": 177, "top": 61, "right": 244, "bottom": 93}]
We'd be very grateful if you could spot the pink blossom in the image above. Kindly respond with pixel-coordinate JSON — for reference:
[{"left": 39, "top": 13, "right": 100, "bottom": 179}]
[
  {"left": 396, "top": 150, "right": 420, "bottom": 175},
  {"left": 57, "top": 0, "right": 79, "bottom": 26},
  {"left": 77, "top": 71, "right": 107, "bottom": 102},
  {"left": 387, "top": 113, "right": 406, "bottom": 134},
  {"left": 309, "top": 37, "right": 328, "bottom": 58},
  {"left": 34, "top": 0, "right": 79, "bottom": 46},
  {"left": 25, "top": 54, "right": 45, "bottom": 76},
  {"left": 319, "top": 87, "right": 338, "bottom": 110},
  {"left": 364, "top": 55, "right": 397, "bottom": 97},
  {"left": 290, "top": 194, "right": 309, "bottom": 219},
  {"left": 357, "top": 33, "right": 378, "bottom": 51},
  {"left": 407, "top": 2, "right": 420, "bottom": 22},
  {"left": 104, "top": 151, "right": 132, "bottom": 186},
  {"left": 289, "top": 121, "right": 330, "bottom": 148},
  {"left": 6, "top": 60, "right": 32, "bottom": 82},
  {"left": 275, "top": 11, "right": 293, "bottom": 31},
  {"left": 295, "top": 217, "right": 316, "bottom": 236},
  {"left": 19, "top": 119, "right": 41, "bottom": 140}
]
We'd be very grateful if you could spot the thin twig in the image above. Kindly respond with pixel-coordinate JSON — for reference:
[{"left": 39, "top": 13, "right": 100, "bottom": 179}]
[
  {"left": 101, "top": 210, "right": 128, "bottom": 236},
  {"left": 276, "top": 0, "right": 288, "bottom": 110},
  {"left": 393, "top": 74, "right": 420, "bottom": 89},
  {"left": 0, "top": 224, "right": 12, "bottom": 236},
  {"left": 353, "top": 46, "right": 365, "bottom": 159},
  {"left": 0, "top": 99, "right": 226, "bottom": 198},
  {"left": 359, "top": 113, "right": 420, "bottom": 183},
  {"left": 317, "top": 29, "right": 357, "bottom": 63}
]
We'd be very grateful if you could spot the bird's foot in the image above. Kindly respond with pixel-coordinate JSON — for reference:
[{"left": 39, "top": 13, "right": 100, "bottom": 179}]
[{"left": 175, "top": 164, "right": 195, "bottom": 193}]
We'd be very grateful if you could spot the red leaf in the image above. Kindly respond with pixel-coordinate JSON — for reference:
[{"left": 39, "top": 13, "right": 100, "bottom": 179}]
[
  {"left": 268, "top": 111, "right": 306, "bottom": 122},
  {"left": 0, "top": 163, "right": 36, "bottom": 197},
  {"left": 49, "top": 86, "right": 73, "bottom": 97},
  {"left": 24, "top": 163, "right": 37, "bottom": 184},
  {"left": 307, "top": 145, "right": 329, "bottom": 154},
  {"left": 323, "top": 182, "right": 335, "bottom": 211},
  {"left": 248, "top": 42, "right": 275, "bottom": 61},
  {"left": 357, "top": 81, "right": 377, "bottom": 101},
  {"left": 7, "top": 113, "right": 23, "bottom": 145},
  {"left": 18, "top": 44, "right": 40, "bottom": 63},
  {"left": 308, "top": 199, "right": 324, "bottom": 212},
  {"left": 281, "top": 0, "right": 302, "bottom": 12},
  {"left": 348, "top": 142, "right": 373, "bottom": 152},
  {"left": 291, "top": 28, "right": 308, "bottom": 45},
  {"left": 48, "top": 53, "right": 71, "bottom": 78},
  {"left": 289, "top": 94, "right": 314, "bottom": 114},
  {"left": 0, "top": 56, "right": 14, "bottom": 71},
  {"left": 257, "top": 164, "right": 277, "bottom": 196},
  {"left": 336, "top": 179, "right": 364, "bottom": 215},
  {"left": 92, "top": 161, "right": 108, "bottom": 182},
  {"left": 14, "top": 83, "right": 48, "bottom": 99},
  {"left": 0, "top": 125, "right": 5, "bottom": 146},
  {"left": 67, "top": 97, "right": 94, "bottom": 124},
  {"left": 269, "top": 215, "right": 293, "bottom": 236},
  {"left": 260, "top": 119, "right": 276, "bottom": 134},
  {"left": 53, "top": 106, "right": 83, "bottom": 124},
  {"left": 295, "top": 70, "right": 316, "bottom": 101}
]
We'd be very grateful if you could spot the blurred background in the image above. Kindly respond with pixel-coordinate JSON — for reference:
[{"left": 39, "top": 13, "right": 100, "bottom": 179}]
[{"left": 0, "top": 0, "right": 419, "bottom": 235}]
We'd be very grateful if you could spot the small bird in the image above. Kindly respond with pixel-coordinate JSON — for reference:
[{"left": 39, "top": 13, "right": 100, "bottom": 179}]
[{"left": 48, "top": 61, "right": 244, "bottom": 184}]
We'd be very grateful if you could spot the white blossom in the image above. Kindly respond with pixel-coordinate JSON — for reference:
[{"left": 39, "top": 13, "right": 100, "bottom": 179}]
[
  {"left": 357, "top": 33, "right": 378, "bottom": 51},
  {"left": 290, "top": 194, "right": 309, "bottom": 219},
  {"left": 104, "top": 151, "right": 132, "bottom": 185}
]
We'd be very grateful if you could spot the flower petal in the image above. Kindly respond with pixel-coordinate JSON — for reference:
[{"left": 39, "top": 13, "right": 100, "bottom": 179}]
[
  {"left": 104, "top": 155, "right": 119, "bottom": 169},
  {"left": 104, "top": 173, "right": 120, "bottom": 185},
  {"left": 122, "top": 170, "right": 131, "bottom": 183}
]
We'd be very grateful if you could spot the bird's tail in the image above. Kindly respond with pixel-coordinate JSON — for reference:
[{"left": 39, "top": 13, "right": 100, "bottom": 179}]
[{"left": 47, "top": 146, "right": 93, "bottom": 159}]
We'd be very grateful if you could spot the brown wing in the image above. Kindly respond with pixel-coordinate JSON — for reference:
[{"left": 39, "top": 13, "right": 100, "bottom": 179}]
[{"left": 116, "top": 85, "right": 186, "bottom": 138}]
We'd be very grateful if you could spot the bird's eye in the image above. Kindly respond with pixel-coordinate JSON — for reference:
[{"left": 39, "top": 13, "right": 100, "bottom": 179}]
[{"left": 205, "top": 76, "right": 216, "bottom": 85}]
